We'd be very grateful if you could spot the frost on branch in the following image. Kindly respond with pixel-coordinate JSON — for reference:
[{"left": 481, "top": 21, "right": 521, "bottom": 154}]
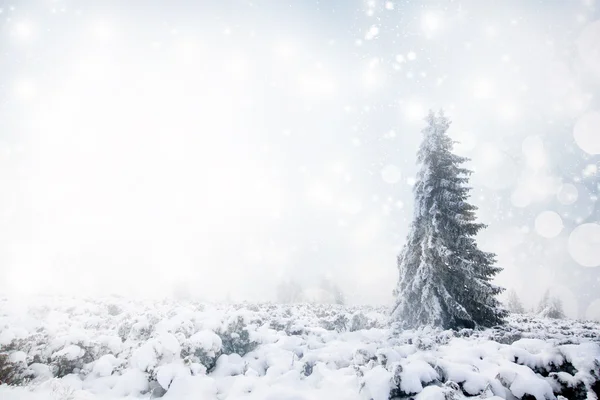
[{"left": 391, "top": 110, "right": 507, "bottom": 330}]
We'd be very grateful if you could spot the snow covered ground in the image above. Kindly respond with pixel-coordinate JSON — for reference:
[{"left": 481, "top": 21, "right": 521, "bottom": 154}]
[{"left": 1, "top": 296, "right": 599, "bottom": 400}]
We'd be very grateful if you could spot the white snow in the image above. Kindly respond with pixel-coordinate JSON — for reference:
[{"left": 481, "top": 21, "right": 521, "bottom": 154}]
[
  {"left": 188, "top": 329, "right": 222, "bottom": 355},
  {"left": 361, "top": 365, "right": 391, "bottom": 400},
  {"left": 497, "top": 362, "right": 555, "bottom": 400},
  {"left": 52, "top": 344, "right": 85, "bottom": 361},
  {"left": 398, "top": 359, "right": 439, "bottom": 394},
  {"left": 0, "top": 296, "right": 599, "bottom": 400},
  {"left": 156, "top": 361, "right": 191, "bottom": 390}
]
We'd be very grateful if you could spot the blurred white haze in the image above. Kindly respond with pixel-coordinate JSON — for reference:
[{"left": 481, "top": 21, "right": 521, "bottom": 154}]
[{"left": 0, "top": 0, "right": 599, "bottom": 319}]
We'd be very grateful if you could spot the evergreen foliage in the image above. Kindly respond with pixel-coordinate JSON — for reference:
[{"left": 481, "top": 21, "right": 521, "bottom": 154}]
[
  {"left": 391, "top": 110, "right": 507, "bottom": 330},
  {"left": 537, "top": 290, "right": 565, "bottom": 319},
  {"left": 507, "top": 289, "right": 526, "bottom": 314}
]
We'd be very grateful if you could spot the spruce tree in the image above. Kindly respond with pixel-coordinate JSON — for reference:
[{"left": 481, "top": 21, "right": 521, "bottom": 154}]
[
  {"left": 544, "top": 297, "right": 565, "bottom": 319},
  {"left": 507, "top": 289, "right": 525, "bottom": 314},
  {"left": 391, "top": 110, "right": 507, "bottom": 330},
  {"left": 537, "top": 290, "right": 550, "bottom": 314},
  {"left": 537, "top": 290, "right": 565, "bottom": 319}
]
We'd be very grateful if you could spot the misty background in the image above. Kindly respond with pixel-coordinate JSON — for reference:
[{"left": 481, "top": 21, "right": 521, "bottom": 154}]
[{"left": 0, "top": 0, "right": 599, "bottom": 319}]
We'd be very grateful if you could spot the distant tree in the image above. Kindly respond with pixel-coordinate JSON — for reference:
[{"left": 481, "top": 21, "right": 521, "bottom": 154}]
[
  {"left": 547, "top": 297, "right": 566, "bottom": 319},
  {"left": 537, "top": 290, "right": 565, "bottom": 319},
  {"left": 391, "top": 111, "right": 507, "bottom": 330},
  {"left": 537, "top": 290, "right": 550, "bottom": 314},
  {"left": 506, "top": 289, "right": 525, "bottom": 314},
  {"left": 333, "top": 286, "right": 346, "bottom": 305}
]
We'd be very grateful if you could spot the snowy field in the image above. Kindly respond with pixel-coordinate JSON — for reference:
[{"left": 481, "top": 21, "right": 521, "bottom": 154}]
[{"left": 1, "top": 296, "right": 599, "bottom": 400}]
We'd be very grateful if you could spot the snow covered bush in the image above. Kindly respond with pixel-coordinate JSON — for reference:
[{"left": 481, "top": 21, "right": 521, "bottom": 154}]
[
  {"left": 350, "top": 312, "right": 372, "bottom": 332},
  {"left": 106, "top": 303, "right": 122, "bottom": 316},
  {"left": 181, "top": 330, "right": 222, "bottom": 371},
  {"left": 350, "top": 312, "right": 368, "bottom": 332},
  {"left": 50, "top": 344, "right": 89, "bottom": 378},
  {"left": 319, "top": 313, "right": 349, "bottom": 332},
  {"left": 0, "top": 296, "right": 599, "bottom": 399},
  {"left": 3, "top": 331, "right": 51, "bottom": 365},
  {"left": 0, "top": 353, "right": 29, "bottom": 386},
  {"left": 217, "top": 315, "right": 258, "bottom": 358}
]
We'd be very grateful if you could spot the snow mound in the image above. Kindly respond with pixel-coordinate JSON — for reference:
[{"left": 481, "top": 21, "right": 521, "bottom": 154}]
[{"left": 0, "top": 296, "right": 599, "bottom": 400}]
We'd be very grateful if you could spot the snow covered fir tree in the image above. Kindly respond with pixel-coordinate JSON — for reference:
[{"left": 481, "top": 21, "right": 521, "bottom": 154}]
[
  {"left": 537, "top": 289, "right": 566, "bottom": 319},
  {"left": 391, "top": 111, "right": 507, "bottom": 330},
  {"left": 506, "top": 288, "right": 525, "bottom": 314}
]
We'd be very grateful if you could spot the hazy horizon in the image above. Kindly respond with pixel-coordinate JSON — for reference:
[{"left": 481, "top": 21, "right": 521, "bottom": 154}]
[{"left": 0, "top": 0, "right": 599, "bottom": 319}]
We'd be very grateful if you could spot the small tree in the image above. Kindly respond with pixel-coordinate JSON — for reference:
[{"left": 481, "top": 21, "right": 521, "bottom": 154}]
[
  {"left": 547, "top": 297, "right": 565, "bottom": 319},
  {"left": 333, "top": 286, "right": 346, "bottom": 305},
  {"left": 537, "top": 290, "right": 565, "bottom": 319},
  {"left": 506, "top": 289, "right": 525, "bottom": 314},
  {"left": 391, "top": 111, "right": 507, "bottom": 330},
  {"left": 537, "top": 290, "right": 550, "bottom": 314}
]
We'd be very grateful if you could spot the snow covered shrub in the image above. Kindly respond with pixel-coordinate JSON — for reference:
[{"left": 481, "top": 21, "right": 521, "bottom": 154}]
[
  {"left": 116, "top": 320, "right": 132, "bottom": 342},
  {"left": 3, "top": 331, "right": 51, "bottom": 365},
  {"left": 301, "top": 361, "right": 314, "bottom": 376},
  {"left": 0, "top": 353, "right": 29, "bottom": 385},
  {"left": 269, "top": 316, "right": 305, "bottom": 336},
  {"left": 218, "top": 316, "right": 258, "bottom": 357},
  {"left": 172, "top": 321, "right": 195, "bottom": 342},
  {"left": 388, "top": 363, "right": 405, "bottom": 398},
  {"left": 319, "top": 314, "right": 348, "bottom": 332},
  {"left": 414, "top": 335, "right": 437, "bottom": 351},
  {"left": 245, "top": 304, "right": 260, "bottom": 312},
  {"left": 353, "top": 348, "right": 377, "bottom": 366},
  {"left": 128, "top": 333, "right": 182, "bottom": 396},
  {"left": 285, "top": 322, "right": 305, "bottom": 336},
  {"left": 1, "top": 297, "right": 599, "bottom": 400},
  {"left": 28, "top": 304, "right": 51, "bottom": 321},
  {"left": 106, "top": 303, "right": 122, "bottom": 316},
  {"left": 50, "top": 344, "right": 89, "bottom": 378},
  {"left": 268, "top": 319, "right": 287, "bottom": 332},
  {"left": 350, "top": 312, "right": 369, "bottom": 332},
  {"left": 47, "top": 378, "right": 76, "bottom": 400},
  {"left": 590, "top": 360, "right": 600, "bottom": 399},
  {"left": 181, "top": 330, "right": 222, "bottom": 371},
  {"left": 333, "top": 314, "right": 349, "bottom": 332},
  {"left": 126, "top": 316, "right": 157, "bottom": 341},
  {"left": 548, "top": 371, "right": 587, "bottom": 400}
]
